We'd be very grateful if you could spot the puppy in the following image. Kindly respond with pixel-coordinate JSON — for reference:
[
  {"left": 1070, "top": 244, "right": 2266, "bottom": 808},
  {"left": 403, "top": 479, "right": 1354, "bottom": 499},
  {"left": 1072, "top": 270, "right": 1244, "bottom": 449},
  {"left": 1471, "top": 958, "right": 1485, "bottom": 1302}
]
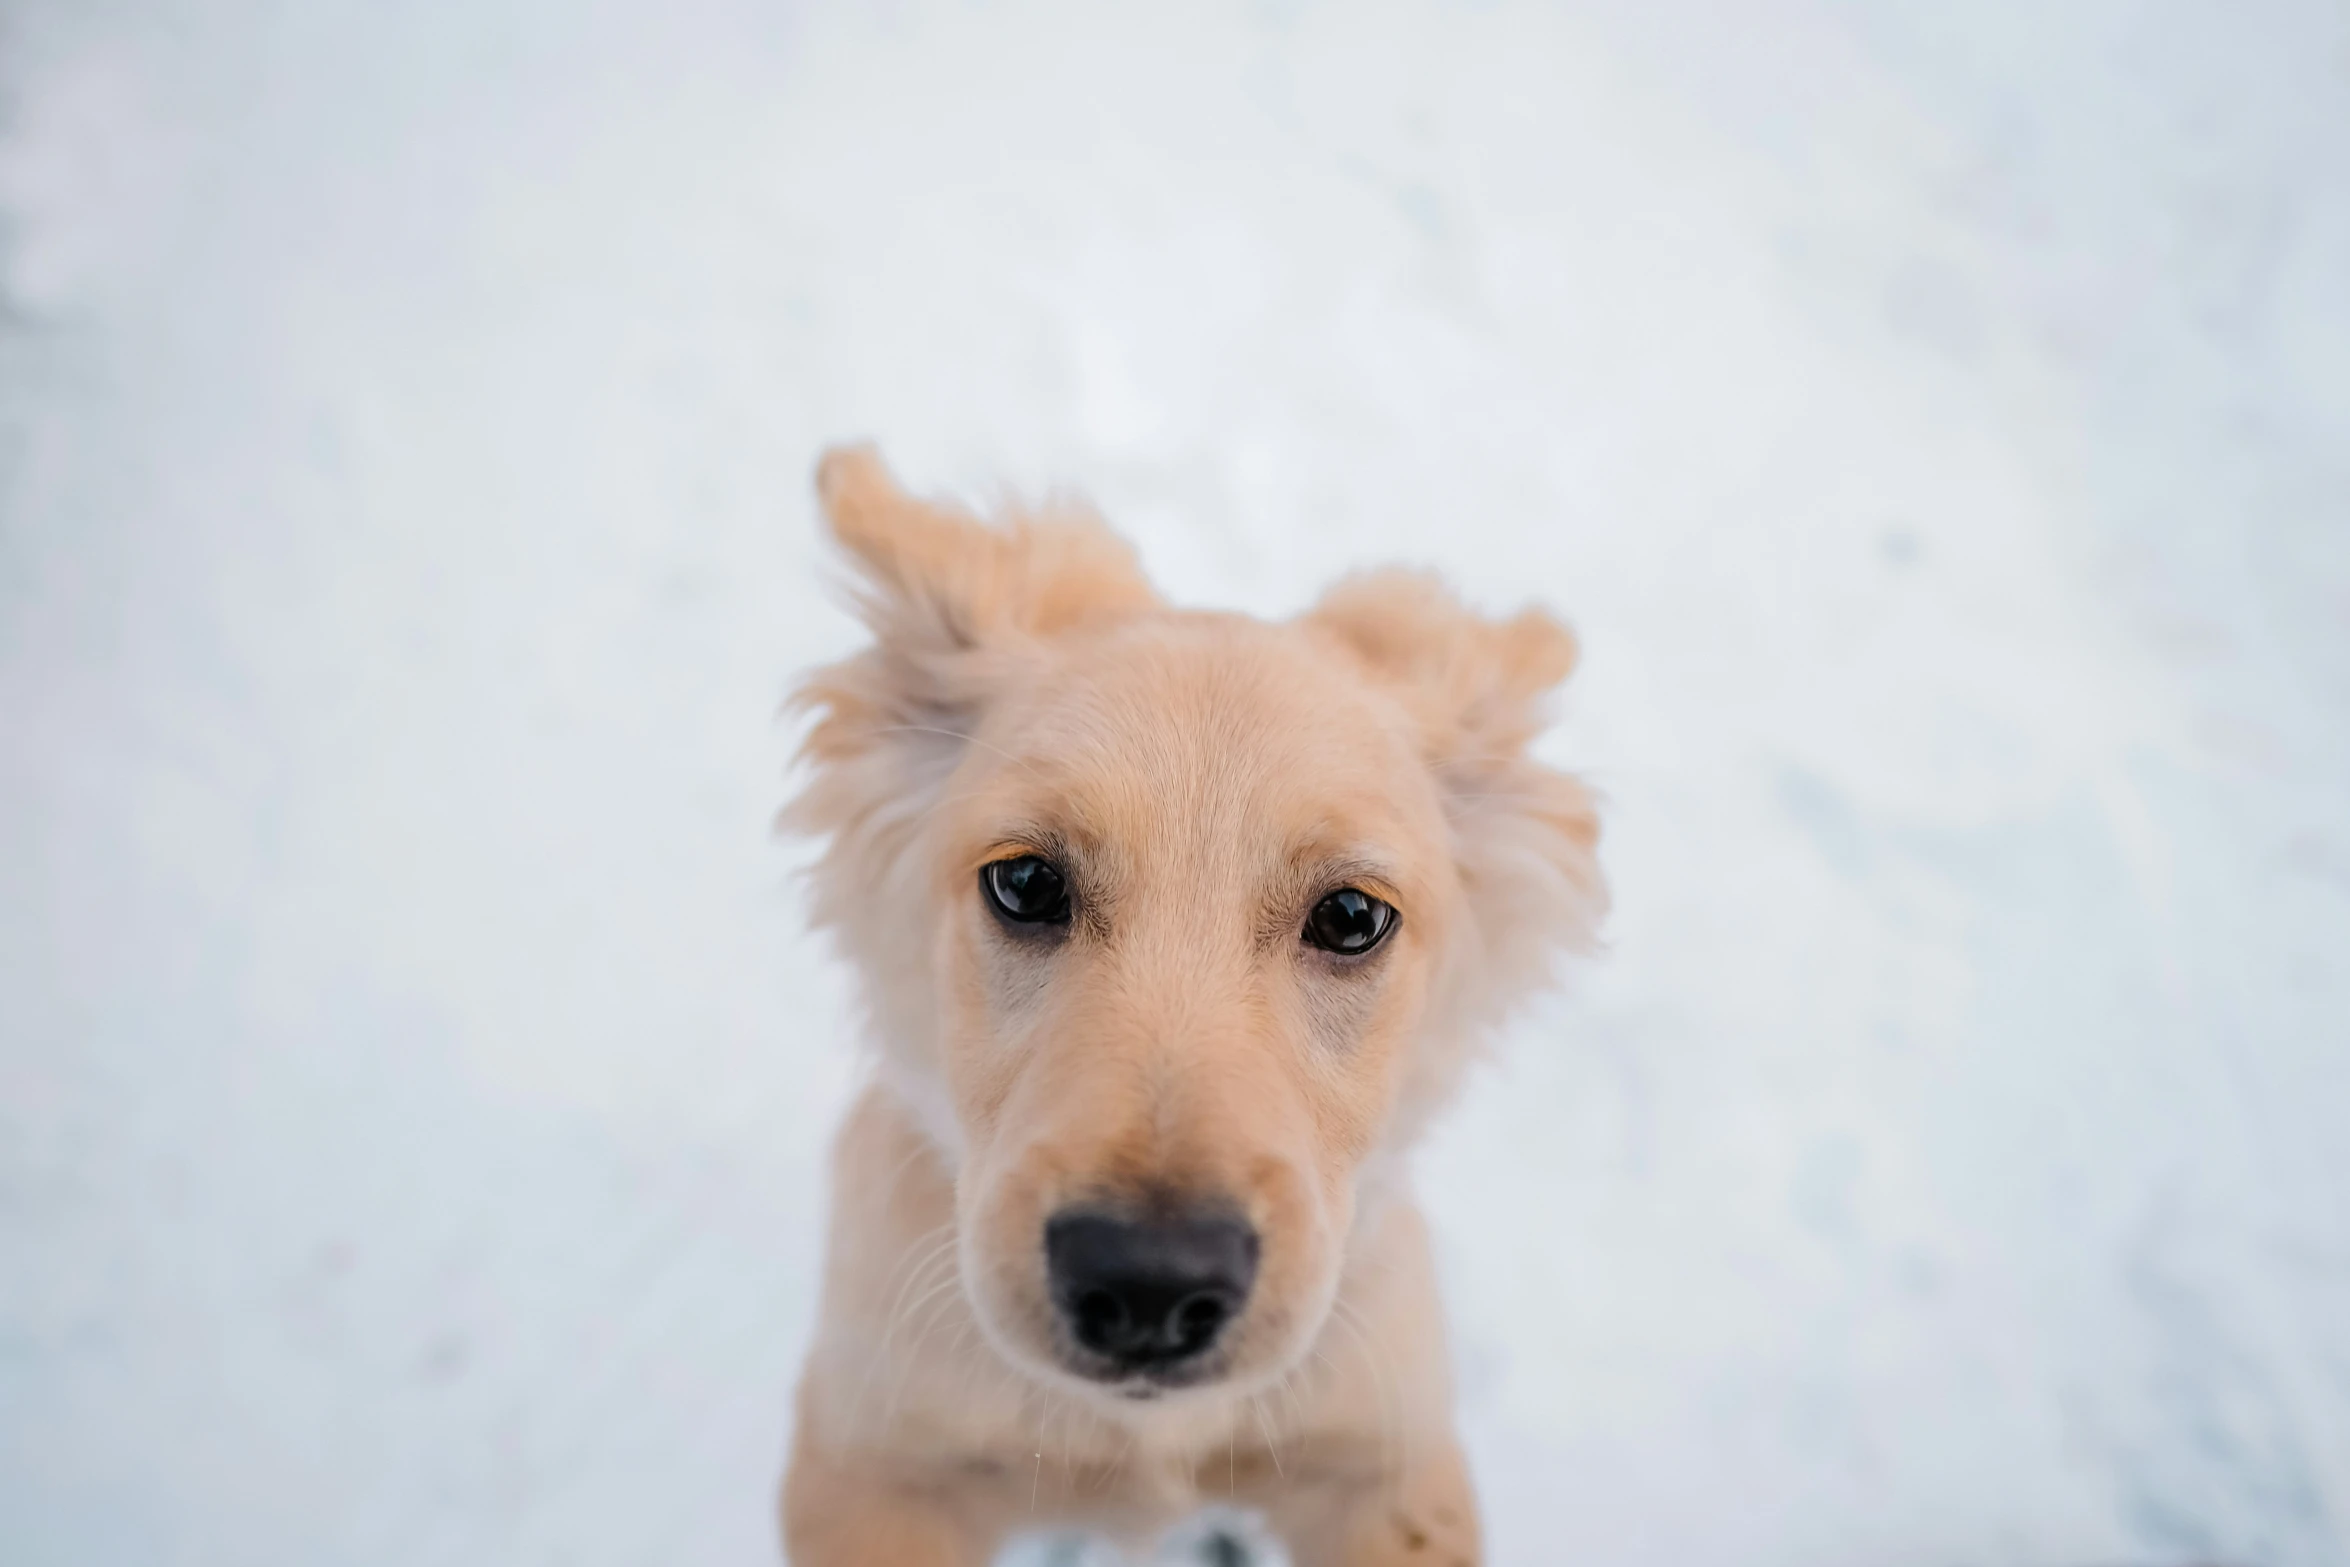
[{"left": 780, "top": 447, "right": 1605, "bottom": 1565}]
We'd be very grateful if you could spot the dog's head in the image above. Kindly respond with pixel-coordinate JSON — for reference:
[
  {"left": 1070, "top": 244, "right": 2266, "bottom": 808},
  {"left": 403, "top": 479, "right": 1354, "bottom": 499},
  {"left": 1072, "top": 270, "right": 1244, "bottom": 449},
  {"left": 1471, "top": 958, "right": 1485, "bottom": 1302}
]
[{"left": 789, "top": 447, "right": 1604, "bottom": 1406}]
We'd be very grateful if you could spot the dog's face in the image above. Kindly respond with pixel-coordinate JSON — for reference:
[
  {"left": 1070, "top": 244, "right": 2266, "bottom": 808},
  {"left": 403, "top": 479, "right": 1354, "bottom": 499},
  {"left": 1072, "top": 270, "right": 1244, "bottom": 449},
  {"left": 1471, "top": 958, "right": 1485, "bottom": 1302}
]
[
  {"left": 792, "top": 449, "right": 1603, "bottom": 1407},
  {"left": 931, "top": 615, "right": 1456, "bottom": 1397}
]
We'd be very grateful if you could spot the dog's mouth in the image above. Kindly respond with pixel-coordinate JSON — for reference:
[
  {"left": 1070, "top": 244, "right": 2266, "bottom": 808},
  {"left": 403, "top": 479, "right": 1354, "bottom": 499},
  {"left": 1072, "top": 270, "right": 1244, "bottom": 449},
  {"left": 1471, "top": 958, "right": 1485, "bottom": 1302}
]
[{"left": 1053, "top": 1339, "right": 1240, "bottom": 1399}]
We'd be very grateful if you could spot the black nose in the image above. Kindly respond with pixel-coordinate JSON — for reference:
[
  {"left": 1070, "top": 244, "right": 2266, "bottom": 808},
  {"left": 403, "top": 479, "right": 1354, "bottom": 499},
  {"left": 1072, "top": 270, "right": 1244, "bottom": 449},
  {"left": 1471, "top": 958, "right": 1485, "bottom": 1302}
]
[{"left": 1044, "top": 1209, "right": 1259, "bottom": 1372}]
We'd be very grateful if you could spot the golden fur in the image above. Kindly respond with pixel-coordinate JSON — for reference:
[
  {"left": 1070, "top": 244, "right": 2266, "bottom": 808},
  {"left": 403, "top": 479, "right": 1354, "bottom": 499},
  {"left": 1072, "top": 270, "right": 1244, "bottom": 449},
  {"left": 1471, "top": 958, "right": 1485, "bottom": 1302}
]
[{"left": 781, "top": 446, "right": 1605, "bottom": 1565}]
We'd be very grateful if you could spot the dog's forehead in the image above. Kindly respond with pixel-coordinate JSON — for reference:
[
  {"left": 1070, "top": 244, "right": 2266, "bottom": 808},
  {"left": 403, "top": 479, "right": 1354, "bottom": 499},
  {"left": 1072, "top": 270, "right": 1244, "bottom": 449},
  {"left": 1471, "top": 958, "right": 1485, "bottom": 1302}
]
[{"left": 976, "top": 613, "right": 1432, "bottom": 851}]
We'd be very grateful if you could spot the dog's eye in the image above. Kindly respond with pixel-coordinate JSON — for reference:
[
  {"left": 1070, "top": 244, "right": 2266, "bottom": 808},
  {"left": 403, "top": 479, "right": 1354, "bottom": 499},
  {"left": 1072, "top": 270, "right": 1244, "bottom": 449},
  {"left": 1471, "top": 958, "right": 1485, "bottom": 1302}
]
[
  {"left": 1304, "top": 888, "right": 1395, "bottom": 955},
  {"left": 983, "top": 855, "right": 1072, "bottom": 925}
]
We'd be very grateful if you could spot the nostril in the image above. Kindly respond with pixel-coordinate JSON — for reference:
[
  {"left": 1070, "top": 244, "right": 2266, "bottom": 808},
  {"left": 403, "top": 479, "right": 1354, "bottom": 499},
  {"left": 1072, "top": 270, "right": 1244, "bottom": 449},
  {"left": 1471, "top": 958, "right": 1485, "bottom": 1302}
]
[
  {"left": 1073, "top": 1289, "right": 1130, "bottom": 1354},
  {"left": 1170, "top": 1291, "right": 1231, "bottom": 1354}
]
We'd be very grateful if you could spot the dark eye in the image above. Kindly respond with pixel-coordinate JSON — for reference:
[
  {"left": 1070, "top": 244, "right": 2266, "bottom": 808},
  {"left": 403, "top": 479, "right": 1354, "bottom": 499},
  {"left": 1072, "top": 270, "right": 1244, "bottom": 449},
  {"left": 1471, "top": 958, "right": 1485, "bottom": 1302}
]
[
  {"left": 983, "top": 855, "right": 1071, "bottom": 925},
  {"left": 1304, "top": 888, "right": 1395, "bottom": 955}
]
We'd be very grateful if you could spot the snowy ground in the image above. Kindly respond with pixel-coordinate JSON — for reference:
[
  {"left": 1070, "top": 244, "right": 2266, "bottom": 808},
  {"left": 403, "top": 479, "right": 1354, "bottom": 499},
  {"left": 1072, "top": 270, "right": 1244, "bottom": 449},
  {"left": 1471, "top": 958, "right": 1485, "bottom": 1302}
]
[{"left": 3, "top": 2, "right": 2347, "bottom": 1564}]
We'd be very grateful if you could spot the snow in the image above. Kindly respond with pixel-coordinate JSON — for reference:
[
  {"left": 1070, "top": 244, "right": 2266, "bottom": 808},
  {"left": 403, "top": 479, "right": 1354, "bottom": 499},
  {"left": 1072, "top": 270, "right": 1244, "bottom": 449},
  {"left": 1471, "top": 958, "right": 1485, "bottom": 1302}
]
[{"left": 2, "top": 1, "right": 2346, "bottom": 1563}]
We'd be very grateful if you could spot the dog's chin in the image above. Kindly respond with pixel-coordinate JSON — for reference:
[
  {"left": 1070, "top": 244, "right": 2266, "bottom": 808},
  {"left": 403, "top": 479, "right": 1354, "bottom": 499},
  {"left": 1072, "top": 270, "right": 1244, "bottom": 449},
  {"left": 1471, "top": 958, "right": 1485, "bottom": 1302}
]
[
  {"left": 981, "top": 1309, "right": 1337, "bottom": 1423},
  {"left": 1060, "top": 1351, "right": 1235, "bottom": 1403},
  {"left": 989, "top": 1328, "right": 1247, "bottom": 1410}
]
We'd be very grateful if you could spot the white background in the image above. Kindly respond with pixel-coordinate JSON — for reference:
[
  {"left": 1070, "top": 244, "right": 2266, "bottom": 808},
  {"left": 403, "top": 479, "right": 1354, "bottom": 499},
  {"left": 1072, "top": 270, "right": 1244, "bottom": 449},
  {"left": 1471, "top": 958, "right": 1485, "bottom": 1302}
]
[{"left": 3, "top": 2, "right": 2346, "bottom": 1563}]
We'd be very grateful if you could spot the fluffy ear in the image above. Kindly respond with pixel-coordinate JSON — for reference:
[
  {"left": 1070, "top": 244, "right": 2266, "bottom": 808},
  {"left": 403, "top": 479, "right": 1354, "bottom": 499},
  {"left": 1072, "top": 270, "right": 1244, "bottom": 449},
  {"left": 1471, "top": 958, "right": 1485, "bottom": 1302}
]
[
  {"left": 792, "top": 444, "right": 1159, "bottom": 773},
  {"left": 1306, "top": 569, "right": 1606, "bottom": 1018},
  {"left": 786, "top": 448, "right": 1159, "bottom": 950},
  {"left": 813, "top": 443, "right": 1159, "bottom": 660}
]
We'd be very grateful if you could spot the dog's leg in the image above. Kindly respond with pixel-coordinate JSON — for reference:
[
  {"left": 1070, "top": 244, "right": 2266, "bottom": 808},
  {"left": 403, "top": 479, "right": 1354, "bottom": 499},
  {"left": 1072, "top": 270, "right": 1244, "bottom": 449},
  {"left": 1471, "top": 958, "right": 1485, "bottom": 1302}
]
[
  {"left": 780, "top": 1439, "right": 997, "bottom": 1567},
  {"left": 1258, "top": 1195, "right": 1483, "bottom": 1566},
  {"left": 1262, "top": 1439, "right": 1481, "bottom": 1567}
]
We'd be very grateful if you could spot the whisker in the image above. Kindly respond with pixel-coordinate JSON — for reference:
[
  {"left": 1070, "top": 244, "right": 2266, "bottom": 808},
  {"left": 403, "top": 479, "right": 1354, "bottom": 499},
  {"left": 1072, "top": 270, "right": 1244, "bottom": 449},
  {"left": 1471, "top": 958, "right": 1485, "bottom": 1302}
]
[
  {"left": 1228, "top": 1397, "right": 1239, "bottom": 1497},
  {"left": 1327, "top": 1298, "right": 1408, "bottom": 1498},
  {"left": 861, "top": 723, "right": 1050, "bottom": 777},
  {"left": 848, "top": 1228, "right": 961, "bottom": 1438},
  {"left": 880, "top": 1265, "right": 969, "bottom": 1424},
  {"left": 1249, "top": 1394, "right": 1285, "bottom": 1480}
]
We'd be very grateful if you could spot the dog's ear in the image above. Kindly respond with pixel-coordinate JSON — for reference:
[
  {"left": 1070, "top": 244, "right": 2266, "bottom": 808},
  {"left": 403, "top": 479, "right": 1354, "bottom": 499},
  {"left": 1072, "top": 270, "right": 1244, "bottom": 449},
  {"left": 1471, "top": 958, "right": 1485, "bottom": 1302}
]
[
  {"left": 1306, "top": 569, "right": 1606, "bottom": 1012},
  {"left": 787, "top": 448, "right": 1158, "bottom": 922},
  {"left": 814, "top": 444, "right": 1159, "bottom": 659},
  {"left": 793, "top": 445, "right": 1159, "bottom": 770}
]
